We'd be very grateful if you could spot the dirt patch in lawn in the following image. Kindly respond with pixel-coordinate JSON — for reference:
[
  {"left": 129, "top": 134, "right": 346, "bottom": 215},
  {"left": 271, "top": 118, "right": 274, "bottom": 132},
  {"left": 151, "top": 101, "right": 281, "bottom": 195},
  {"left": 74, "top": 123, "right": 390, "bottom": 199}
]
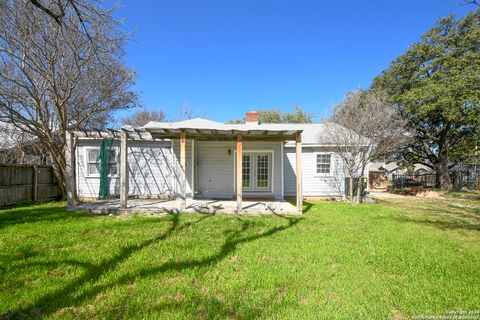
[
  {"left": 369, "top": 192, "right": 408, "bottom": 199},
  {"left": 415, "top": 190, "right": 445, "bottom": 199}
]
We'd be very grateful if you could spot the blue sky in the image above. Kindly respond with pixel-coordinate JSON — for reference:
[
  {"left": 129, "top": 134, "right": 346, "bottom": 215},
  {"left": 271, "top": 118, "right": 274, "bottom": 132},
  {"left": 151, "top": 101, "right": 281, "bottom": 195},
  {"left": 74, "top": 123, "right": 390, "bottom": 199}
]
[{"left": 113, "top": 0, "right": 473, "bottom": 123}]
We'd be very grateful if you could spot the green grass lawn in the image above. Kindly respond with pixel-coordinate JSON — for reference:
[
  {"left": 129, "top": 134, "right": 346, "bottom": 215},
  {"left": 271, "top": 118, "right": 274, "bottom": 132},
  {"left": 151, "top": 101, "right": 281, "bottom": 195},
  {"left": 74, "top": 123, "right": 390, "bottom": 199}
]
[
  {"left": 0, "top": 196, "right": 479, "bottom": 319},
  {"left": 446, "top": 189, "right": 480, "bottom": 201}
]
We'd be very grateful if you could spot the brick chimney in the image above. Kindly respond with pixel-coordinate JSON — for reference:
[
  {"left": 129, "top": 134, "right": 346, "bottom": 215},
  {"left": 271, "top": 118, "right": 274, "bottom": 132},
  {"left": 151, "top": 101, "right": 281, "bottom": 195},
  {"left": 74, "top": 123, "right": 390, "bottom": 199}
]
[{"left": 245, "top": 111, "right": 259, "bottom": 125}]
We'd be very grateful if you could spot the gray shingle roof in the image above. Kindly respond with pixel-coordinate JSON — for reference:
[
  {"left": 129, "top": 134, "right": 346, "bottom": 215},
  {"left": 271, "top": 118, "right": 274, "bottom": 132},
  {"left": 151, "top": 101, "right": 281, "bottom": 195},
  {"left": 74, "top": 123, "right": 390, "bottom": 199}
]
[{"left": 369, "top": 162, "right": 434, "bottom": 173}]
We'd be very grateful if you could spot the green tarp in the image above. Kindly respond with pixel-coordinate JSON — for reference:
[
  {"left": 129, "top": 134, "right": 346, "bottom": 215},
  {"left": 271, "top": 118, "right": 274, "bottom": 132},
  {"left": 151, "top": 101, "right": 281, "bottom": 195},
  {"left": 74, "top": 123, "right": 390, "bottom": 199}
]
[{"left": 97, "top": 138, "right": 113, "bottom": 200}]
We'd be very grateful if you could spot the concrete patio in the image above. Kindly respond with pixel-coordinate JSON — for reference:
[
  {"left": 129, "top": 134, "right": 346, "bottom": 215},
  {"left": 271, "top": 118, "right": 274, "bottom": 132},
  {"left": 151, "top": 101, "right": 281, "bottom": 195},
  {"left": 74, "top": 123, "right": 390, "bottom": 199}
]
[{"left": 72, "top": 198, "right": 300, "bottom": 215}]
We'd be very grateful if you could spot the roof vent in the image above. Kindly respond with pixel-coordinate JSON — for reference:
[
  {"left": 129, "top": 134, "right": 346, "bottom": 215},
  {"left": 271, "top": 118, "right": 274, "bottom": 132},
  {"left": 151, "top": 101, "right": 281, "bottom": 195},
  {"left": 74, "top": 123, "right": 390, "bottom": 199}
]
[{"left": 245, "top": 111, "right": 259, "bottom": 125}]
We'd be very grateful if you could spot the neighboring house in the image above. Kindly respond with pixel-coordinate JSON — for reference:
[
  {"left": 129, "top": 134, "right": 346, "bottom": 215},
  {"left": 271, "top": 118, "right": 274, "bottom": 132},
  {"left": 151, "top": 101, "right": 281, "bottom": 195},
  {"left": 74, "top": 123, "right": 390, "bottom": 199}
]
[
  {"left": 368, "top": 162, "right": 434, "bottom": 190},
  {"left": 0, "top": 122, "right": 50, "bottom": 165},
  {"left": 69, "top": 111, "right": 367, "bottom": 213}
]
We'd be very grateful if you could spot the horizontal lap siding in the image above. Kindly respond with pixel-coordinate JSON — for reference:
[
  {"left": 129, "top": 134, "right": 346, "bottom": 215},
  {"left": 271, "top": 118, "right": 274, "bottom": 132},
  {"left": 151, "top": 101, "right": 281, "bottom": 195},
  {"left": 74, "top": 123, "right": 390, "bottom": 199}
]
[
  {"left": 196, "top": 141, "right": 235, "bottom": 199},
  {"left": 172, "top": 139, "right": 193, "bottom": 197},
  {"left": 196, "top": 141, "right": 282, "bottom": 200},
  {"left": 284, "top": 146, "right": 346, "bottom": 197},
  {"left": 77, "top": 139, "right": 284, "bottom": 200},
  {"left": 77, "top": 140, "right": 120, "bottom": 198},
  {"left": 128, "top": 141, "right": 174, "bottom": 196},
  {"left": 76, "top": 140, "right": 174, "bottom": 199}
]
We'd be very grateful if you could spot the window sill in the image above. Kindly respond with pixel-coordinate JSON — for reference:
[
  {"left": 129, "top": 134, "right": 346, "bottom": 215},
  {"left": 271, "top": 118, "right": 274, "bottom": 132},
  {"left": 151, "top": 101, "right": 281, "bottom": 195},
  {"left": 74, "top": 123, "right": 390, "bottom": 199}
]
[{"left": 313, "top": 174, "right": 334, "bottom": 178}]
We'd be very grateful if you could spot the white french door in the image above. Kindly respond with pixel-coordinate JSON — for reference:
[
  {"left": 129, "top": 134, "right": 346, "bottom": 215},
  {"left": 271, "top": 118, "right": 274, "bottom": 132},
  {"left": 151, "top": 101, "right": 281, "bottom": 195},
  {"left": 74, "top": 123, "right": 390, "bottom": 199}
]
[{"left": 240, "top": 152, "right": 272, "bottom": 192}]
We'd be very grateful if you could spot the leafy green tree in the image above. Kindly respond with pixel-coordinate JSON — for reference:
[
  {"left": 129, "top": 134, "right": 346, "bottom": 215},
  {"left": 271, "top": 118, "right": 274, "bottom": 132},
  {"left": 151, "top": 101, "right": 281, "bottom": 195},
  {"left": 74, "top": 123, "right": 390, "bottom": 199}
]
[
  {"left": 282, "top": 106, "right": 314, "bottom": 123},
  {"left": 372, "top": 10, "right": 480, "bottom": 189},
  {"left": 257, "top": 109, "right": 283, "bottom": 123},
  {"left": 229, "top": 106, "right": 314, "bottom": 123}
]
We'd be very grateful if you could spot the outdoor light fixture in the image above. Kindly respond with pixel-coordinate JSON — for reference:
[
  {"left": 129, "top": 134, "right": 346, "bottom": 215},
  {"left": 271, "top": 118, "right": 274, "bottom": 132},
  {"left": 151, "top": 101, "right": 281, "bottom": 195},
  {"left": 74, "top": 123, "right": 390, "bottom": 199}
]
[{"left": 228, "top": 149, "right": 231, "bottom": 155}]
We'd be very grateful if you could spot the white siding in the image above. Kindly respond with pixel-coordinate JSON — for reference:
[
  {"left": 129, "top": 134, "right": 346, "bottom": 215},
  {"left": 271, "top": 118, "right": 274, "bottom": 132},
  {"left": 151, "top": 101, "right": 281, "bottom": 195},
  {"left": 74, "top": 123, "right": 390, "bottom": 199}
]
[
  {"left": 196, "top": 141, "right": 283, "bottom": 200},
  {"left": 127, "top": 141, "right": 174, "bottom": 196},
  {"left": 76, "top": 140, "right": 174, "bottom": 199},
  {"left": 172, "top": 139, "right": 194, "bottom": 197},
  {"left": 77, "top": 138, "right": 351, "bottom": 200},
  {"left": 283, "top": 146, "right": 346, "bottom": 197}
]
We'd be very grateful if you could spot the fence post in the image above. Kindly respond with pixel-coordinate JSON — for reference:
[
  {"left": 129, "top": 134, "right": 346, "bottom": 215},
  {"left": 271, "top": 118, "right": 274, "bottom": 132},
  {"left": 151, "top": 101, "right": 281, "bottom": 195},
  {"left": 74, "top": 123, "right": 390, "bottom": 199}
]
[{"left": 32, "top": 165, "right": 38, "bottom": 202}]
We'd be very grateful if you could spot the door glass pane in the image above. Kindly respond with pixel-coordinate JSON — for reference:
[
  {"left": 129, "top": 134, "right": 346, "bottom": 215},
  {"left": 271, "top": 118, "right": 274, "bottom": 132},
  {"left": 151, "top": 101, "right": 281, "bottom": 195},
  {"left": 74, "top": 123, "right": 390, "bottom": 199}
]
[
  {"left": 256, "top": 155, "right": 269, "bottom": 188},
  {"left": 242, "top": 155, "right": 250, "bottom": 187}
]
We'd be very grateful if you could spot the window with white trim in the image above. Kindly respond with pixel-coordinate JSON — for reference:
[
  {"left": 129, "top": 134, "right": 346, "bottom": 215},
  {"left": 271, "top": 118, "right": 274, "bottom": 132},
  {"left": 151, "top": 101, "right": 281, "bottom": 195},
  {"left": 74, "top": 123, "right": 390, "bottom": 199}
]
[
  {"left": 86, "top": 149, "right": 99, "bottom": 176},
  {"left": 316, "top": 153, "right": 331, "bottom": 174},
  {"left": 86, "top": 148, "right": 118, "bottom": 177}
]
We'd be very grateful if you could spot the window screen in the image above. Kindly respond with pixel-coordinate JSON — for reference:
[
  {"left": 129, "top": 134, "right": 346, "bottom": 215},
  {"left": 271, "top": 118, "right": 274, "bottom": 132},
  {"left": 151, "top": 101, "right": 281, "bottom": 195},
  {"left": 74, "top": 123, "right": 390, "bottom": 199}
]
[
  {"left": 86, "top": 149, "right": 99, "bottom": 175},
  {"left": 108, "top": 150, "right": 117, "bottom": 175},
  {"left": 86, "top": 149, "right": 118, "bottom": 176}
]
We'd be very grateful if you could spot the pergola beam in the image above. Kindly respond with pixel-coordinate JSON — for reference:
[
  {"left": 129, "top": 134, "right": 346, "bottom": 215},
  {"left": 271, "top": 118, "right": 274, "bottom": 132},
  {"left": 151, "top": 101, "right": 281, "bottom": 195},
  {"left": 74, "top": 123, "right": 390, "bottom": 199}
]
[
  {"left": 296, "top": 132, "right": 303, "bottom": 212},
  {"left": 147, "top": 128, "right": 301, "bottom": 141},
  {"left": 120, "top": 130, "right": 128, "bottom": 208},
  {"left": 236, "top": 134, "right": 243, "bottom": 213},
  {"left": 180, "top": 131, "right": 187, "bottom": 211}
]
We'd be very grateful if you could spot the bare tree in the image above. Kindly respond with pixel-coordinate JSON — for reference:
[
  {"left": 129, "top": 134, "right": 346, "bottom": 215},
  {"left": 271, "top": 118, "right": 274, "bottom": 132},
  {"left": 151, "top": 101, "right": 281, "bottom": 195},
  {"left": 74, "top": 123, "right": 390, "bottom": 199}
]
[
  {"left": 0, "top": 0, "right": 139, "bottom": 197},
  {"left": 28, "top": 0, "right": 83, "bottom": 25},
  {"left": 27, "top": 0, "right": 116, "bottom": 61},
  {"left": 177, "top": 104, "right": 207, "bottom": 121},
  {"left": 326, "top": 89, "right": 407, "bottom": 203},
  {"left": 324, "top": 122, "right": 365, "bottom": 204},
  {"left": 464, "top": 0, "right": 480, "bottom": 6},
  {"left": 121, "top": 108, "right": 167, "bottom": 127}
]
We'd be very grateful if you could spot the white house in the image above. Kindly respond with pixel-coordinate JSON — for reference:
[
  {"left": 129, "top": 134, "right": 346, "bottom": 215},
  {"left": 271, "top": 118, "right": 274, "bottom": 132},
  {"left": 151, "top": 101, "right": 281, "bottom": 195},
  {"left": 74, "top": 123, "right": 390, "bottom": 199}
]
[{"left": 67, "top": 112, "right": 365, "bottom": 214}]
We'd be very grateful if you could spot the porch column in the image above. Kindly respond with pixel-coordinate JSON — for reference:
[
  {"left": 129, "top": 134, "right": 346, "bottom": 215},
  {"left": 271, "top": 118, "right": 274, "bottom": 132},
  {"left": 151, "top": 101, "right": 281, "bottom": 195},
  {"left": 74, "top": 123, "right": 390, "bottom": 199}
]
[
  {"left": 296, "top": 132, "right": 303, "bottom": 212},
  {"left": 236, "top": 134, "right": 243, "bottom": 213},
  {"left": 180, "top": 131, "right": 186, "bottom": 211},
  {"left": 65, "top": 131, "right": 76, "bottom": 209},
  {"left": 120, "top": 130, "right": 128, "bottom": 209}
]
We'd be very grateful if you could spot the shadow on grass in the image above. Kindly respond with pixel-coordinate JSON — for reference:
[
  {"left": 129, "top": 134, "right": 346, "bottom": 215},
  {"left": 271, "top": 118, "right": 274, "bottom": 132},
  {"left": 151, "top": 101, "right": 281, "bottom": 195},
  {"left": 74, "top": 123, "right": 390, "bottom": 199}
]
[
  {"left": 303, "top": 201, "right": 314, "bottom": 214},
  {"left": 0, "top": 203, "right": 90, "bottom": 230},
  {"left": 284, "top": 198, "right": 313, "bottom": 214},
  {"left": 2, "top": 212, "right": 301, "bottom": 319}
]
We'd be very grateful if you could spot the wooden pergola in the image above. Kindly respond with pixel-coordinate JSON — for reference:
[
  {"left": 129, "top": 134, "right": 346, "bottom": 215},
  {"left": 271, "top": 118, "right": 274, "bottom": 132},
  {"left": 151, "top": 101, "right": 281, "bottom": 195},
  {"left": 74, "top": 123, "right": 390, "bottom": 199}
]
[{"left": 66, "top": 127, "right": 304, "bottom": 213}]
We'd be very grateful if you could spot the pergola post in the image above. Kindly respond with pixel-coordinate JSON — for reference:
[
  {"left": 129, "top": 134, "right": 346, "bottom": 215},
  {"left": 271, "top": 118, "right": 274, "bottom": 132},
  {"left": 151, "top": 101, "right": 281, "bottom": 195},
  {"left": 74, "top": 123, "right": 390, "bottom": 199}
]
[
  {"left": 236, "top": 135, "right": 243, "bottom": 213},
  {"left": 65, "top": 131, "right": 76, "bottom": 209},
  {"left": 180, "top": 131, "right": 186, "bottom": 212},
  {"left": 296, "top": 132, "right": 303, "bottom": 212},
  {"left": 120, "top": 130, "right": 128, "bottom": 209}
]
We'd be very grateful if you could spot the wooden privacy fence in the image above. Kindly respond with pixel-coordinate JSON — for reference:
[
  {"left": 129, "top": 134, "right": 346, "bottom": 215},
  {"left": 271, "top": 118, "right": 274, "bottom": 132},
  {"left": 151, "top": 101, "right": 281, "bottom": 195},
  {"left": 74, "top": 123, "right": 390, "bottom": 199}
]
[{"left": 0, "top": 165, "right": 61, "bottom": 207}]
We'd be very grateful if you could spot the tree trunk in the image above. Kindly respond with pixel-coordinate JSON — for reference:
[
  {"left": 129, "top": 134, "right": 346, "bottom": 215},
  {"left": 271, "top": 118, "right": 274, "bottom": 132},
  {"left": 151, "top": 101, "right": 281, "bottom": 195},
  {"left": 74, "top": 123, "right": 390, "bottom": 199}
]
[
  {"left": 356, "top": 168, "right": 366, "bottom": 204},
  {"left": 46, "top": 139, "right": 67, "bottom": 200},
  {"left": 435, "top": 151, "right": 452, "bottom": 190},
  {"left": 50, "top": 152, "right": 67, "bottom": 199},
  {"left": 349, "top": 175, "right": 354, "bottom": 204}
]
